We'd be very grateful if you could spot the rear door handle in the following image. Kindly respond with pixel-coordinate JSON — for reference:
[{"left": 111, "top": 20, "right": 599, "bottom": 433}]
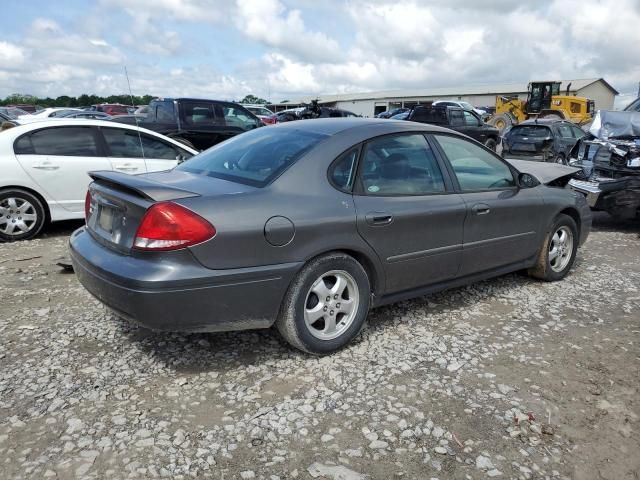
[
  {"left": 365, "top": 212, "right": 393, "bottom": 226},
  {"left": 114, "top": 163, "right": 138, "bottom": 172},
  {"left": 472, "top": 203, "right": 491, "bottom": 215},
  {"left": 32, "top": 162, "right": 59, "bottom": 170}
]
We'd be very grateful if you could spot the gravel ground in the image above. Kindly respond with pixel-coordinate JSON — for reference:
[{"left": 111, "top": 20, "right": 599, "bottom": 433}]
[{"left": 1, "top": 214, "right": 638, "bottom": 480}]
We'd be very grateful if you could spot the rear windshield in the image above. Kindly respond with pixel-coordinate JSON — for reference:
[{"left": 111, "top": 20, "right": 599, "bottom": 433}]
[
  {"left": 177, "top": 127, "right": 327, "bottom": 187},
  {"left": 508, "top": 125, "right": 551, "bottom": 138}
]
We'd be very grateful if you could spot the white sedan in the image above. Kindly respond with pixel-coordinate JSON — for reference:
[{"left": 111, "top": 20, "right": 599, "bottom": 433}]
[
  {"left": 17, "top": 107, "right": 84, "bottom": 123},
  {"left": 0, "top": 119, "right": 198, "bottom": 241}
]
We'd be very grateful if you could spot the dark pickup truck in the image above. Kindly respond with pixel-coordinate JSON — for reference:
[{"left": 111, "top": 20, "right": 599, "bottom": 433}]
[
  {"left": 406, "top": 104, "right": 500, "bottom": 150},
  {"left": 112, "top": 98, "right": 262, "bottom": 151}
]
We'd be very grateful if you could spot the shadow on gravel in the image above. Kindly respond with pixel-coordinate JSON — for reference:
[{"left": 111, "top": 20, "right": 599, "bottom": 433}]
[
  {"left": 41, "top": 219, "right": 84, "bottom": 239},
  {"left": 590, "top": 211, "right": 640, "bottom": 234}
]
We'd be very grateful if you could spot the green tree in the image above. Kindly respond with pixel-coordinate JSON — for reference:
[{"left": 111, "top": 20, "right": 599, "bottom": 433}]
[{"left": 239, "top": 94, "right": 268, "bottom": 104}]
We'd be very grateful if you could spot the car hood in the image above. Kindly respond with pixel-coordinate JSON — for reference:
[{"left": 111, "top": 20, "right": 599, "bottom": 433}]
[{"left": 505, "top": 159, "right": 581, "bottom": 184}]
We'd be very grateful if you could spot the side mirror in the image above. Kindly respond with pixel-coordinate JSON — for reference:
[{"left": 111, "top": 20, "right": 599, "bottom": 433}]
[{"left": 518, "top": 172, "right": 540, "bottom": 189}]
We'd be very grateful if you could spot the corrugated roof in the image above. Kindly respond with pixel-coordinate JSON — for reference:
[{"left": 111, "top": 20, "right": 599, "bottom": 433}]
[{"left": 276, "top": 78, "right": 617, "bottom": 105}]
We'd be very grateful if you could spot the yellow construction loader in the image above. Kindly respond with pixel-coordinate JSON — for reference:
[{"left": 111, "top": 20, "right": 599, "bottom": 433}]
[{"left": 489, "top": 81, "right": 595, "bottom": 133}]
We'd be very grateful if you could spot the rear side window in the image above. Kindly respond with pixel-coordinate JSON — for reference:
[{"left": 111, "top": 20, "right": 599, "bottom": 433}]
[
  {"left": 177, "top": 127, "right": 326, "bottom": 187},
  {"left": 330, "top": 148, "right": 359, "bottom": 192},
  {"left": 14, "top": 127, "right": 98, "bottom": 156},
  {"left": 181, "top": 102, "right": 219, "bottom": 126},
  {"left": 449, "top": 110, "right": 464, "bottom": 126},
  {"left": 102, "top": 127, "right": 190, "bottom": 160},
  {"left": 358, "top": 134, "right": 445, "bottom": 195},
  {"left": 435, "top": 135, "right": 514, "bottom": 191}
]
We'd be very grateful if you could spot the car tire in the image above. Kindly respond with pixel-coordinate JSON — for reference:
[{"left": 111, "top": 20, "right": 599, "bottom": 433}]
[
  {"left": 484, "top": 138, "right": 497, "bottom": 151},
  {"left": 0, "top": 188, "right": 47, "bottom": 242},
  {"left": 276, "top": 252, "right": 371, "bottom": 354},
  {"left": 528, "top": 214, "right": 578, "bottom": 281}
]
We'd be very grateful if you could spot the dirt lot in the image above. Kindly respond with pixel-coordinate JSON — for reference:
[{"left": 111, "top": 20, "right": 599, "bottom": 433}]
[{"left": 1, "top": 214, "right": 638, "bottom": 480}]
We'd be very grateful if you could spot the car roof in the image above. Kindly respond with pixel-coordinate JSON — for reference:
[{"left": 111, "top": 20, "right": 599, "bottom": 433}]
[
  {"left": 0, "top": 119, "right": 198, "bottom": 153},
  {"left": 517, "top": 118, "right": 566, "bottom": 126},
  {"left": 152, "top": 97, "right": 240, "bottom": 104},
  {"left": 269, "top": 117, "right": 455, "bottom": 136}
]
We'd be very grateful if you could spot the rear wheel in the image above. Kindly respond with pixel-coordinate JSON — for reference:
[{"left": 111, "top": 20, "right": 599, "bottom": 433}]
[
  {"left": 528, "top": 214, "right": 578, "bottom": 281},
  {"left": 0, "top": 189, "right": 46, "bottom": 242},
  {"left": 276, "top": 253, "right": 371, "bottom": 354}
]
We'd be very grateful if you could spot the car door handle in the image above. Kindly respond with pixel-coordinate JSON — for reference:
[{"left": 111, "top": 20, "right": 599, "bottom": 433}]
[
  {"left": 114, "top": 164, "right": 138, "bottom": 172},
  {"left": 365, "top": 212, "right": 393, "bottom": 226},
  {"left": 472, "top": 203, "right": 491, "bottom": 215},
  {"left": 32, "top": 162, "right": 59, "bottom": 170}
]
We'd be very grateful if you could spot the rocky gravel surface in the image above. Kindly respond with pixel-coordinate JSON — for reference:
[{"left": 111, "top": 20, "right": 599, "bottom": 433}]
[{"left": 1, "top": 214, "right": 639, "bottom": 480}]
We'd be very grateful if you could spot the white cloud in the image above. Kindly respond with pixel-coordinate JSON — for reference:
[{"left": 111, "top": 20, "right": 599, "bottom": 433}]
[{"left": 1, "top": 0, "right": 639, "bottom": 101}]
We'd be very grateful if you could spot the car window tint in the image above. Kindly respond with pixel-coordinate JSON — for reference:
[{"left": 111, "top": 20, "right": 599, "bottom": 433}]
[
  {"left": 508, "top": 125, "right": 550, "bottom": 138},
  {"left": 27, "top": 127, "right": 98, "bottom": 156},
  {"left": 570, "top": 125, "right": 585, "bottom": 139},
  {"left": 140, "top": 135, "right": 181, "bottom": 160},
  {"left": 223, "top": 106, "right": 260, "bottom": 130},
  {"left": 177, "top": 127, "right": 326, "bottom": 187},
  {"left": 156, "top": 103, "right": 175, "bottom": 121},
  {"left": 330, "top": 148, "right": 358, "bottom": 192},
  {"left": 435, "top": 134, "right": 514, "bottom": 191},
  {"left": 359, "top": 134, "right": 445, "bottom": 196},
  {"left": 463, "top": 111, "right": 479, "bottom": 126},
  {"left": 102, "top": 128, "right": 144, "bottom": 158},
  {"left": 449, "top": 110, "right": 464, "bottom": 126},
  {"left": 182, "top": 102, "right": 218, "bottom": 126},
  {"left": 557, "top": 124, "right": 574, "bottom": 138}
]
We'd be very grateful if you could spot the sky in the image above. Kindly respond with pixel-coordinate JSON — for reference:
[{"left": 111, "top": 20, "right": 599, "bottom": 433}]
[{"left": 1, "top": 0, "right": 639, "bottom": 103}]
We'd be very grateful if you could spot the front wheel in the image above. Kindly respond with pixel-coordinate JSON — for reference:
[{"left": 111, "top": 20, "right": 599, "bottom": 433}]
[
  {"left": 528, "top": 214, "right": 578, "bottom": 281},
  {"left": 0, "top": 189, "right": 47, "bottom": 242},
  {"left": 276, "top": 253, "right": 371, "bottom": 354}
]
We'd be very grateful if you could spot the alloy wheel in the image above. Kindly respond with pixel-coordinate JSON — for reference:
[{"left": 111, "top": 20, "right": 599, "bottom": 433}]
[
  {"left": 549, "top": 226, "right": 574, "bottom": 272},
  {"left": 304, "top": 270, "right": 359, "bottom": 340},
  {"left": 0, "top": 197, "right": 38, "bottom": 236}
]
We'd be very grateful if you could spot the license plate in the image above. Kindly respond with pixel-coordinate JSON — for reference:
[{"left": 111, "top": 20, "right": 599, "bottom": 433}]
[
  {"left": 98, "top": 206, "right": 114, "bottom": 233},
  {"left": 513, "top": 142, "right": 536, "bottom": 152}
]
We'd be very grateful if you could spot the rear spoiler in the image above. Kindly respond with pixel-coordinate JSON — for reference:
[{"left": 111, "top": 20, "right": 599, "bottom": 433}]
[{"left": 89, "top": 170, "right": 199, "bottom": 202}]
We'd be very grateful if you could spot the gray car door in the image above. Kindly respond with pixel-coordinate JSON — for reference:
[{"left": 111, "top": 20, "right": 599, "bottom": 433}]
[
  {"left": 432, "top": 133, "right": 545, "bottom": 277},
  {"left": 351, "top": 133, "right": 467, "bottom": 294}
]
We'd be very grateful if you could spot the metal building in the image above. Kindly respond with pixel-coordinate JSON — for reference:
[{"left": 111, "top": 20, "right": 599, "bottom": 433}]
[{"left": 269, "top": 78, "right": 618, "bottom": 117}]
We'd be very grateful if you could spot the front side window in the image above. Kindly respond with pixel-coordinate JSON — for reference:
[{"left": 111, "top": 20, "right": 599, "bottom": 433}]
[
  {"left": 330, "top": 148, "right": 358, "bottom": 192},
  {"left": 223, "top": 106, "right": 260, "bottom": 130},
  {"left": 463, "top": 111, "right": 480, "bottom": 126},
  {"left": 102, "top": 128, "right": 145, "bottom": 158},
  {"left": 15, "top": 127, "right": 98, "bottom": 156},
  {"left": 435, "top": 134, "right": 514, "bottom": 191},
  {"left": 177, "top": 127, "right": 326, "bottom": 187},
  {"left": 358, "top": 134, "right": 445, "bottom": 196},
  {"left": 571, "top": 125, "right": 586, "bottom": 139}
]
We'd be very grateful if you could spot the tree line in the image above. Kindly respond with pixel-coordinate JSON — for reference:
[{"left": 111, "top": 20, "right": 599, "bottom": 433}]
[{"left": 0, "top": 94, "right": 270, "bottom": 108}]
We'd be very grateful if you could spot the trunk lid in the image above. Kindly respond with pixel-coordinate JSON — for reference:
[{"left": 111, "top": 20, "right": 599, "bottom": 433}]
[
  {"left": 506, "top": 125, "right": 553, "bottom": 156},
  {"left": 86, "top": 170, "right": 255, "bottom": 253}
]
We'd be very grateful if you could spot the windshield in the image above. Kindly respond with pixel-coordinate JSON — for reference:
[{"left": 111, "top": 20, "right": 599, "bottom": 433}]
[
  {"left": 247, "top": 106, "right": 273, "bottom": 116},
  {"left": 177, "top": 127, "right": 327, "bottom": 187},
  {"left": 459, "top": 102, "right": 474, "bottom": 110}
]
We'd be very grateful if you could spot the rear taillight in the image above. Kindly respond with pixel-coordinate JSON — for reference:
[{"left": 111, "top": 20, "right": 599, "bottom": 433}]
[
  {"left": 133, "top": 202, "right": 215, "bottom": 251},
  {"left": 84, "top": 190, "right": 92, "bottom": 221}
]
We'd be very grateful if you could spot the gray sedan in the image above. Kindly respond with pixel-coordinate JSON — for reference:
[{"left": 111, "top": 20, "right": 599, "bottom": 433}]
[{"left": 70, "top": 118, "right": 591, "bottom": 354}]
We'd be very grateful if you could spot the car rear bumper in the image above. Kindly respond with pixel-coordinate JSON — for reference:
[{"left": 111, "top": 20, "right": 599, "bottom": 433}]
[{"left": 70, "top": 227, "right": 301, "bottom": 332}]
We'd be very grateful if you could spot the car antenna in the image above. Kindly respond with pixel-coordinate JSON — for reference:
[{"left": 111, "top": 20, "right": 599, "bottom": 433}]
[{"left": 124, "top": 66, "right": 147, "bottom": 171}]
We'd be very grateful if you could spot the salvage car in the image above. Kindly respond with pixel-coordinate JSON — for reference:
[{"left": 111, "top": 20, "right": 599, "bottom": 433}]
[
  {"left": 406, "top": 104, "right": 500, "bottom": 151},
  {"left": 71, "top": 118, "right": 591, "bottom": 354},
  {"left": 110, "top": 98, "right": 262, "bottom": 150},
  {"left": 502, "top": 119, "right": 587, "bottom": 164},
  {"left": 0, "top": 120, "right": 197, "bottom": 241},
  {"left": 568, "top": 110, "right": 640, "bottom": 219}
]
